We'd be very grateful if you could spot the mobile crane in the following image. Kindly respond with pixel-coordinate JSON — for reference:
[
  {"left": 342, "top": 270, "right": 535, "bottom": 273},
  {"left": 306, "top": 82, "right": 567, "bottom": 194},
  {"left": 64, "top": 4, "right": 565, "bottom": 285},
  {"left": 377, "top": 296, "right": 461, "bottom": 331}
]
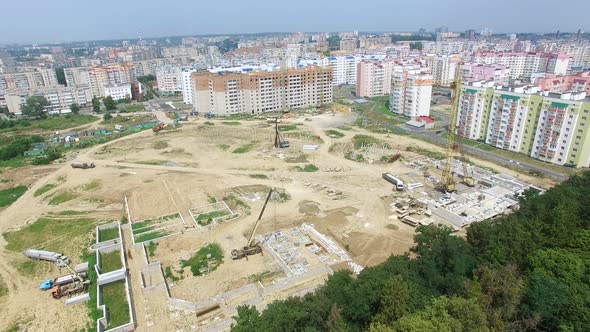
[
  {"left": 231, "top": 188, "right": 273, "bottom": 260},
  {"left": 50, "top": 258, "right": 90, "bottom": 299}
]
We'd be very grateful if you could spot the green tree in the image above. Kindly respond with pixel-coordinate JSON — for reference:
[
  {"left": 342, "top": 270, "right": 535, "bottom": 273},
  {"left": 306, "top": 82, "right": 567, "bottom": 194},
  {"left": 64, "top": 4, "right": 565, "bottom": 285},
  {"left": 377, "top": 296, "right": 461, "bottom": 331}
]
[
  {"left": 103, "top": 96, "right": 117, "bottom": 111},
  {"left": 373, "top": 275, "right": 429, "bottom": 325},
  {"left": 410, "top": 42, "right": 423, "bottom": 50},
  {"left": 412, "top": 225, "right": 475, "bottom": 294},
  {"left": 21, "top": 96, "right": 50, "bottom": 119},
  {"left": 92, "top": 96, "right": 101, "bottom": 113},
  {"left": 231, "top": 306, "right": 262, "bottom": 332},
  {"left": 328, "top": 35, "right": 341, "bottom": 50},
  {"left": 0, "top": 106, "right": 9, "bottom": 115},
  {"left": 70, "top": 103, "right": 80, "bottom": 114},
  {"left": 466, "top": 264, "right": 524, "bottom": 331},
  {"left": 103, "top": 112, "right": 112, "bottom": 121}
]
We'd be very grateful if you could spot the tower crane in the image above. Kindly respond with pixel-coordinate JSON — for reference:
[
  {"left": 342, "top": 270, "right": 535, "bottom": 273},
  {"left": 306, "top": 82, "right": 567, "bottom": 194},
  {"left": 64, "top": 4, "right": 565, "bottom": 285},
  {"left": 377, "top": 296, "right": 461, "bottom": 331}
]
[{"left": 439, "top": 62, "right": 475, "bottom": 192}]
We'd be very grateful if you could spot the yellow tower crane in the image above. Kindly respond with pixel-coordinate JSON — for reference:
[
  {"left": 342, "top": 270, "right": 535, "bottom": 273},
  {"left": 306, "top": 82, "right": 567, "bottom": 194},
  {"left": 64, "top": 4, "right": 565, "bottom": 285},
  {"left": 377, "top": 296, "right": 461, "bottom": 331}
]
[{"left": 439, "top": 62, "right": 475, "bottom": 192}]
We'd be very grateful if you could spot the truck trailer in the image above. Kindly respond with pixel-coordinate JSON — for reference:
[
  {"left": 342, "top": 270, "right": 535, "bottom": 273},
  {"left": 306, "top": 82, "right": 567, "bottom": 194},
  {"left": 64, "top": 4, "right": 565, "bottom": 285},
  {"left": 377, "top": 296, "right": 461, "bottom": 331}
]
[
  {"left": 70, "top": 162, "right": 95, "bottom": 169},
  {"left": 23, "top": 249, "right": 70, "bottom": 267},
  {"left": 382, "top": 173, "right": 405, "bottom": 191}
]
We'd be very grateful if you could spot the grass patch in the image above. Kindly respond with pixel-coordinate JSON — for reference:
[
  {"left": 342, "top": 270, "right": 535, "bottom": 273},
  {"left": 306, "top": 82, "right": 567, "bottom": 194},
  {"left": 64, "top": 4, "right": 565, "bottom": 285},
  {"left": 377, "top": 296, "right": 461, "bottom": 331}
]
[
  {"left": 223, "top": 194, "right": 250, "bottom": 214},
  {"left": 352, "top": 134, "right": 389, "bottom": 149},
  {"left": 195, "top": 210, "right": 230, "bottom": 226},
  {"left": 99, "top": 228, "right": 119, "bottom": 242},
  {"left": 101, "top": 280, "right": 130, "bottom": 329},
  {"left": 232, "top": 144, "right": 254, "bottom": 154},
  {"left": 0, "top": 185, "right": 27, "bottom": 207},
  {"left": 285, "top": 154, "right": 309, "bottom": 163},
  {"left": 295, "top": 164, "right": 319, "bottom": 172},
  {"left": 222, "top": 121, "right": 241, "bottom": 126},
  {"left": 34, "top": 184, "right": 56, "bottom": 197},
  {"left": 0, "top": 114, "right": 97, "bottom": 133},
  {"left": 204, "top": 121, "right": 215, "bottom": 126},
  {"left": 81, "top": 180, "right": 101, "bottom": 191},
  {"left": 100, "top": 251, "right": 123, "bottom": 273},
  {"left": 278, "top": 124, "right": 298, "bottom": 131},
  {"left": 325, "top": 129, "right": 345, "bottom": 138},
  {"left": 152, "top": 140, "right": 169, "bottom": 150},
  {"left": 48, "top": 191, "right": 76, "bottom": 205},
  {"left": 0, "top": 275, "right": 7, "bottom": 298},
  {"left": 405, "top": 146, "right": 447, "bottom": 160},
  {"left": 123, "top": 104, "right": 144, "bottom": 112},
  {"left": 147, "top": 241, "right": 158, "bottom": 258},
  {"left": 249, "top": 174, "right": 268, "bottom": 179},
  {"left": 134, "top": 231, "right": 167, "bottom": 243},
  {"left": 3, "top": 217, "right": 96, "bottom": 252},
  {"left": 180, "top": 243, "right": 223, "bottom": 276},
  {"left": 218, "top": 144, "right": 230, "bottom": 151}
]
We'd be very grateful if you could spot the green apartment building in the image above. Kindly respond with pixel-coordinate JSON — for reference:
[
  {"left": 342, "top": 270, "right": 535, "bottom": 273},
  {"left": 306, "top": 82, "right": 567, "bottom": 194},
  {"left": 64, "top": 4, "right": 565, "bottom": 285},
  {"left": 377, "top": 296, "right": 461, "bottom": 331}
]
[{"left": 457, "top": 83, "right": 590, "bottom": 168}]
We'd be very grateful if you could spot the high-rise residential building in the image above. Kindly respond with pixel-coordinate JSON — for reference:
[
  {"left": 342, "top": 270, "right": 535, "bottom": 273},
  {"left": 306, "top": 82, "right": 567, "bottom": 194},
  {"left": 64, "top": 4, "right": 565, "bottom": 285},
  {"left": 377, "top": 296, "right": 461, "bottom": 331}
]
[
  {"left": 461, "top": 63, "right": 510, "bottom": 85},
  {"left": 472, "top": 52, "right": 570, "bottom": 79},
  {"left": 0, "top": 69, "right": 59, "bottom": 90},
  {"left": 389, "top": 70, "right": 433, "bottom": 118},
  {"left": 156, "top": 65, "right": 182, "bottom": 94},
  {"left": 191, "top": 66, "right": 332, "bottom": 116},
  {"left": 431, "top": 55, "right": 461, "bottom": 86},
  {"left": 181, "top": 68, "right": 198, "bottom": 104},
  {"left": 64, "top": 64, "right": 131, "bottom": 98},
  {"left": 356, "top": 61, "right": 387, "bottom": 97},
  {"left": 339, "top": 39, "right": 356, "bottom": 53},
  {"left": 456, "top": 82, "right": 590, "bottom": 167}
]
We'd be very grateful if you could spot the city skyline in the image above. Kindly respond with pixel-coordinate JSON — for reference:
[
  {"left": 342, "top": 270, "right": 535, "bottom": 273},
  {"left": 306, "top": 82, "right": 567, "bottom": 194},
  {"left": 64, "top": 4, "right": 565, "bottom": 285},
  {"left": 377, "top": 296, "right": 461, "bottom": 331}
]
[{"left": 1, "top": 0, "right": 589, "bottom": 44}]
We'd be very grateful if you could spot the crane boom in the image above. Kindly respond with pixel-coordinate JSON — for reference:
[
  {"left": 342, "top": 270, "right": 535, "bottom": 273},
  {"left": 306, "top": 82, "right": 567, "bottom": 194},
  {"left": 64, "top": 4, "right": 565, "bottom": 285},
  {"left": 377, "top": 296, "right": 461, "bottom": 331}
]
[
  {"left": 57, "top": 258, "right": 85, "bottom": 283},
  {"left": 247, "top": 188, "right": 273, "bottom": 247},
  {"left": 440, "top": 63, "right": 462, "bottom": 192}
]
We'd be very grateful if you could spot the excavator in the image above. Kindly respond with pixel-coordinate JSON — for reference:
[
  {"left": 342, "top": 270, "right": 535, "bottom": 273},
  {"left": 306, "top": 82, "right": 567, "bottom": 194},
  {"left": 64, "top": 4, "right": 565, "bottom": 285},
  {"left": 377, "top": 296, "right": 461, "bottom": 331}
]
[
  {"left": 231, "top": 188, "right": 274, "bottom": 260},
  {"left": 51, "top": 258, "right": 90, "bottom": 299}
]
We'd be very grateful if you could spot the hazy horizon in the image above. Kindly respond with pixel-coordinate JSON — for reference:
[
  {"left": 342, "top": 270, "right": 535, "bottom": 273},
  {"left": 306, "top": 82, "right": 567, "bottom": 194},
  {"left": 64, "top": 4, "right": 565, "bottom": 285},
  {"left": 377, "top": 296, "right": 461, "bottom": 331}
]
[{"left": 1, "top": 0, "right": 589, "bottom": 44}]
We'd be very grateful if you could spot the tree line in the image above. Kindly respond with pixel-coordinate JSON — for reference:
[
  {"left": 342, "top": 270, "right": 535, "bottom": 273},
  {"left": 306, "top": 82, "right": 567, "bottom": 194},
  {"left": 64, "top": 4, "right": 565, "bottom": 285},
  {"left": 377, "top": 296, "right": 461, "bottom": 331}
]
[{"left": 232, "top": 171, "right": 590, "bottom": 331}]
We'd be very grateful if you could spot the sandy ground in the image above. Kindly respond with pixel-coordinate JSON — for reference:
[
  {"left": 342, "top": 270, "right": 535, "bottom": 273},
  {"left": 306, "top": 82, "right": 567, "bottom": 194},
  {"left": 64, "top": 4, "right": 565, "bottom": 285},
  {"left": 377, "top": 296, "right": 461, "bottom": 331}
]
[{"left": 0, "top": 111, "right": 555, "bottom": 331}]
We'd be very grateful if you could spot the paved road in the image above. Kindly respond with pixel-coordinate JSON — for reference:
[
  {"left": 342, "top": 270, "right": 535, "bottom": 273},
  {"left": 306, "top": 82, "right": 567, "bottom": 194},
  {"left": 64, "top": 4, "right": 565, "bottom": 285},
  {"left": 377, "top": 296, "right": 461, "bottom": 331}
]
[{"left": 361, "top": 108, "right": 570, "bottom": 182}]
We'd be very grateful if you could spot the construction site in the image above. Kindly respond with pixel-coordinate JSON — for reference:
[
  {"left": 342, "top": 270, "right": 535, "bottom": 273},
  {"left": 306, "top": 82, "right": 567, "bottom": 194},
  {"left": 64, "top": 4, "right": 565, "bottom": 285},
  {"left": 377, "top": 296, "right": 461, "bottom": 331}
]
[{"left": 0, "top": 80, "right": 555, "bottom": 331}]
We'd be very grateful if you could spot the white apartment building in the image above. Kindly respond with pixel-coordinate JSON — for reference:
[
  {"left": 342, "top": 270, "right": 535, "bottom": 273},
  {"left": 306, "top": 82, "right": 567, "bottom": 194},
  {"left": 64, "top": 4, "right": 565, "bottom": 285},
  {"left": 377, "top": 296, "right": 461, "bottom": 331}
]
[
  {"left": 64, "top": 65, "right": 131, "bottom": 98},
  {"left": 192, "top": 66, "right": 332, "bottom": 116},
  {"left": 431, "top": 55, "right": 461, "bottom": 86},
  {"left": 2, "top": 85, "right": 93, "bottom": 114},
  {"left": 299, "top": 56, "right": 360, "bottom": 86},
  {"left": 104, "top": 84, "right": 132, "bottom": 101},
  {"left": 389, "top": 70, "right": 433, "bottom": 118},
  {"left": 156, "top": 65, "right": 182, "bottom": 94},
  {"left": 181, "top": 68, "right": 198, "bottom": 104},
  {"left": 472, "top": 52, "right": 570, "bottom": 80},
  {"left": 0, "top": 69, "right": 59, "bottom": 90}
]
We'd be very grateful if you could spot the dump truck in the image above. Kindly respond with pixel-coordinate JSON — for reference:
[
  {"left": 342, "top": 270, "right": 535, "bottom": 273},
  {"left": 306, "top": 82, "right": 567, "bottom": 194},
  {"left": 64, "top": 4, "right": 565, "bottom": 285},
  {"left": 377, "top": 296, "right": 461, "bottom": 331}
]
[
  {"left": 70, "top": 162, "right": 95, "bottom": 169},
  {"left": 23, "top": 249, "right": 70, "bottom": 267}
]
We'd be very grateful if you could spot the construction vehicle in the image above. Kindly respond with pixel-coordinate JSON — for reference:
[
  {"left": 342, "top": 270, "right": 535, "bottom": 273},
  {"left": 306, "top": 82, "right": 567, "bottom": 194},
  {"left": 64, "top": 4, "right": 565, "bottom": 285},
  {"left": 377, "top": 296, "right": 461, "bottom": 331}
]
[
  {"left": 24, "top": 249, "right": 70, "bottom": 266},
  {"left": 51, "top": 258, "right": 90, "bottom": 299},
  {"left": 70, "top": 162, "right": 95, "bottom": 169},
  {"left": 231, "top": 189, "right": 273, "bottom": 260},
  {"left": 273, "top": 118, "right": 289, "bottom": 148},
  {"left": 152, "top": 123, "right": 165, "bottom": 132}
]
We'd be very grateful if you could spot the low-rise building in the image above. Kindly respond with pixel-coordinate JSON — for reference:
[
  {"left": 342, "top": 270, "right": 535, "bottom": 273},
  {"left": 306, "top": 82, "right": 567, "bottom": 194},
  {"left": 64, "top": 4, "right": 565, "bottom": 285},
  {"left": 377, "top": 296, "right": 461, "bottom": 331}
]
[{"left": 104, "top": 84, "right": 131, "bottom": 101}]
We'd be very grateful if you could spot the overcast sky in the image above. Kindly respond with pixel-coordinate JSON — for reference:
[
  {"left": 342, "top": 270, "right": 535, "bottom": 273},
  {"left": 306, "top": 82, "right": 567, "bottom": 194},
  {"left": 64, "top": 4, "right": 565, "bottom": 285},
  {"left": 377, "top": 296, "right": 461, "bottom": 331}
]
[{"left": 2, "top": 0, "right": 589, "bottom": 44}]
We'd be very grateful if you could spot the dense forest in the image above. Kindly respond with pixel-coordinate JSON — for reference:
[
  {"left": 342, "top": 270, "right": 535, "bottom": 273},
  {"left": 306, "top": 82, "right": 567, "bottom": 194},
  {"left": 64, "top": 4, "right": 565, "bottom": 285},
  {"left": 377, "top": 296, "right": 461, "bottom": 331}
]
[{"left": 231, "top": 171, "right": 590, "bottom": 331}]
